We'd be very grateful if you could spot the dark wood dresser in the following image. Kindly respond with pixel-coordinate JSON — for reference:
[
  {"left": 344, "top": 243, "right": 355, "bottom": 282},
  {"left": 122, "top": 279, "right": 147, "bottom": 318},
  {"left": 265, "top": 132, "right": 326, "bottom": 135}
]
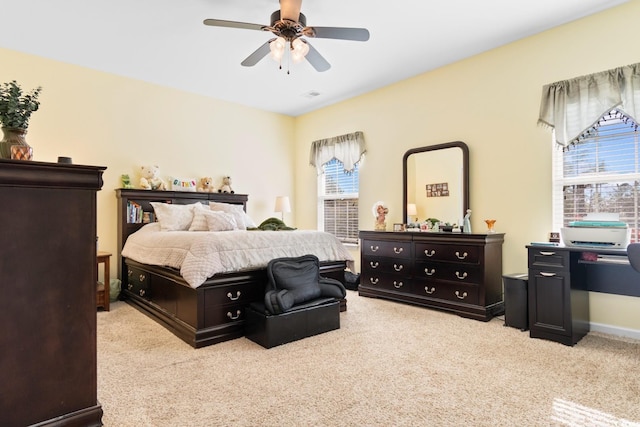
[
  {"left": 359, "top": 230, "right": 504, "bottom": 321},
  {"left": 0, "top": 159, "right": 105, "bottom": 426}
]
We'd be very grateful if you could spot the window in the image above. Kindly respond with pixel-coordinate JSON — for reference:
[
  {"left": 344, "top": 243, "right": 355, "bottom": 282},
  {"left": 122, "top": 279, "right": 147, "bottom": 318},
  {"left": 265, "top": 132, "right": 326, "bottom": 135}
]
[
  {"left": 552, "top": 109, "right": 640, "bottom": 242},
  {"left": 318, "top": 158, "right": 359, "bottom": 244}
]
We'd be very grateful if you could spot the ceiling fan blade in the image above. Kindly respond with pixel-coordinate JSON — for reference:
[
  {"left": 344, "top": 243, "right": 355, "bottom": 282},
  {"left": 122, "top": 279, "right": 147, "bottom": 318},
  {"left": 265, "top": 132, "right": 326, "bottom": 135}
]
[
  {"left": 241, "top": 40, "right": 274, "bottom": 67},
  {"left": 305, "top": 42, "right": 330, "bottom": 72},
  {"left": 203, "top": 18, "right": 266, "bottom": 32},
  {"left": 305, "top": 26, "right": 370, "bottom": 42},
  {"left": 279, "top": 0, "right": 302, "bottom": 21}
]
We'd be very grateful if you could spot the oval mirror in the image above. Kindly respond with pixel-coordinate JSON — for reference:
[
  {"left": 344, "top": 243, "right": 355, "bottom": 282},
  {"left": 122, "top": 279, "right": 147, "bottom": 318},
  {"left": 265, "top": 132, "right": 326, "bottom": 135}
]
[{"left": 403, "top": 141, "right": 469, "bottom": 226}]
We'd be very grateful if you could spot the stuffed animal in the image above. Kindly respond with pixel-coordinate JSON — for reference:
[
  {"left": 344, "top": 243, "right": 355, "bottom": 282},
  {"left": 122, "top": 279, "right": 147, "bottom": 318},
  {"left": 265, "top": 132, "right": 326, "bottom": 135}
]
[
  {"left": 197, "top": 177, "right": 216, "bottom": 193},
  {"left": 218, "top": 176, "right": 234, "bottom": 193},
  {"left": 139, "top": 165, "right": 167, "bottom": 190},
  {"left": 121, "top": 174, "right": 133, "bottom": 189}
]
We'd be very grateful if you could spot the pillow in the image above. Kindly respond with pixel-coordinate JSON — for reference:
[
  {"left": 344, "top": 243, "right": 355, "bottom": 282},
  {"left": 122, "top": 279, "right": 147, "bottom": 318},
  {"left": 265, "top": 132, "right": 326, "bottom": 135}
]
[
  {"left": 205, "top": 211, "right": 239, "bottom": 232},
  {"left": 189, "top": 209, "right": 238, "bottom": 232},
  {"left": 209, "top": 202, "right": 256, "bottom": 230},
  {"left": 170, "top": 177, "right": 197, "bottom": 192},
  {"left": 150, "top": 202, "right": 203, "bottom": 231}
]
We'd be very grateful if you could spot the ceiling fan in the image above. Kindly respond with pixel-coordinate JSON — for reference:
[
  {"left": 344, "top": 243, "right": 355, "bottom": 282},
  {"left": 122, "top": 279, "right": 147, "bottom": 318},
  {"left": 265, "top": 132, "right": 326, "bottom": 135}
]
[{"left": 203, "top": 0, "right": 370, "bottom": 72}]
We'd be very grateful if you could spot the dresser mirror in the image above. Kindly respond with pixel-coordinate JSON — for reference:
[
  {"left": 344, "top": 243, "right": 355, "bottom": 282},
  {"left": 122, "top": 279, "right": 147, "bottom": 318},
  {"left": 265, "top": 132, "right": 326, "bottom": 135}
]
[{"left": 403, "top": 141, "right": 469, "bottom": 226}]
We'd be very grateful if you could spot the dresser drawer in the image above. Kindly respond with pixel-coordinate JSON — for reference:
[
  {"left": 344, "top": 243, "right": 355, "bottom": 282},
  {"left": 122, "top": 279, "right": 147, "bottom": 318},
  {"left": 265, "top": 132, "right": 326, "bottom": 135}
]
[
  {"left": 204, "top": 303, "right": 248, "bottom": 327},
  {"left": 204, "top": 282, "right": 264, "bottom": 308},
  {"left": 126, "top": 266, "right": 151, "bottom": 299},
  {"left": 414, "top": 261, "right": 482, "bottom": 284},
  {"left": 528, "top": 248, "right": 570, "bottom": 271},
  {"left": 362, "top": 239, "right": 411, "bottom": 258},
  {"left": 412, "top": 280, "right": 479, "bottom": 305},
  {"left": 415, "top": 243, "right": 480, "bottom": 264},
  {"left": 361, "top": 257, "right": 411, "bottom": 276},
  {"left": 360, "top": 271, "right": 410, "bottom": 292}
]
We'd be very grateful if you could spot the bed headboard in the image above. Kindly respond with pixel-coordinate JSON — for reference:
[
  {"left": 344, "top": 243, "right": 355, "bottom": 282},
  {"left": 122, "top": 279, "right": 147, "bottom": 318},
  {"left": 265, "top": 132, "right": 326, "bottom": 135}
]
[{"left": 115, "top": 188, "right": 249, "bottom": 280}]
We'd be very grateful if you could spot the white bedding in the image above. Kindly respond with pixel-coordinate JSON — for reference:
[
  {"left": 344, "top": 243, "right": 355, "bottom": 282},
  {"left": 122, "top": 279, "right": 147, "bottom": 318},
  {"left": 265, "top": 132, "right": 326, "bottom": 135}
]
[{"left": 121, "top": 223, "right": 355, "bottom": 288}]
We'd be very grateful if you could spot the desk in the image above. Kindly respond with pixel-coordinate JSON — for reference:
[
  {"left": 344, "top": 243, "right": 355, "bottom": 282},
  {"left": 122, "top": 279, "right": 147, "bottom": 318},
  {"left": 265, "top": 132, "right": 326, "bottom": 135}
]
[
  {"left": 97, "top": 251, "right": 111, "bottom": 311},
  {"left": 527, "top": 245, "right": 637, "bottom": 346}
]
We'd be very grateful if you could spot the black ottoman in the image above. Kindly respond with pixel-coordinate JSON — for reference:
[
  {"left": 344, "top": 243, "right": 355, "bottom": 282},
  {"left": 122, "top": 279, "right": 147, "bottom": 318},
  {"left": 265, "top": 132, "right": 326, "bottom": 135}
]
[{"left": 245, "top": 298, "right": 340, "bottom": 349}]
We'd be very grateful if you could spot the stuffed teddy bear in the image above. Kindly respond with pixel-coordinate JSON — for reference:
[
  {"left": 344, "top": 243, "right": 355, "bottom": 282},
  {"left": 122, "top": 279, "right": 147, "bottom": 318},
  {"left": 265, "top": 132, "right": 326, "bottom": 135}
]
[
  {"left": 218, "top": 176, "right": 234, "bottom": 193},
  {"left": 197, "top": 177, "right": 216, "bottom": 192},
  {"left": 139, "top": 165, "right": 167, "bottom": 191}
]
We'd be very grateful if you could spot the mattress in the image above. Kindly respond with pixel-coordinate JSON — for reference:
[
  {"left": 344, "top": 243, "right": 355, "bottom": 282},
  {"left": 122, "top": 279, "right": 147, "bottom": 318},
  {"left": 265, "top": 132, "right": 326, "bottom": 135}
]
[{"left": 121, "top": 223, "right": 354, "bottom": 288}]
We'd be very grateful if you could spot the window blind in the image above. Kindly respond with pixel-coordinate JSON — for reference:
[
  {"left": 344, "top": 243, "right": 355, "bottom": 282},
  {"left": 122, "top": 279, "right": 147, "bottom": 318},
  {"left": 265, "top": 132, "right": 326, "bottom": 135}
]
[
  {"left": 552, "top": 109, "right": 640, "bottom": 242},
  {"left": 319, "top": 158, "right": 359, "bottom": 243}
]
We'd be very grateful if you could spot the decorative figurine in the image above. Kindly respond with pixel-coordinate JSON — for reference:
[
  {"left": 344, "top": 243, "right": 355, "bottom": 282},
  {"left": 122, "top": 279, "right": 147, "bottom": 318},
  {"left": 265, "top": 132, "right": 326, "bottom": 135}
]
[
  {"left": 463, "top": 209, "right": 472, "bottom": 233},
  {"left": 372, "top": 201, "right": 388, "bottom": 231}
]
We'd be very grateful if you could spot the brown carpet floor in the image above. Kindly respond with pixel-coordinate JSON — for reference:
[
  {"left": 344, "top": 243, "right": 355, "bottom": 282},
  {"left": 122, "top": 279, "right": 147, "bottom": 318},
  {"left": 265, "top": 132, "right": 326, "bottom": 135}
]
[{"left": 97, "top": 291, "right": 640, "bottom": 426}]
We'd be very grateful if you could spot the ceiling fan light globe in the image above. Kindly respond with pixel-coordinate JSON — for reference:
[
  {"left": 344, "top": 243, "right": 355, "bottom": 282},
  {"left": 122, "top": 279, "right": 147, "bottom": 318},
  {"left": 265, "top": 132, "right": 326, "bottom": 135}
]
[
  {"left": 269, "top": 36, "right": 286, "bottom": 61},
  {"left": 291, "top": 38, "right": 310, "bottom": 60},
  {"left": 291, "top": 51, "right": 305, "bottom": 63}
]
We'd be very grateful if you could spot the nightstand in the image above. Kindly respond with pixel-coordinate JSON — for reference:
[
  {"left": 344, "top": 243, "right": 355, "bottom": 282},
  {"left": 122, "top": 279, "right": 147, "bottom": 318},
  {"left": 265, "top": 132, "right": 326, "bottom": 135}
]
[{"left": 97, "top": 251, "right": 112, "bottom": 311}]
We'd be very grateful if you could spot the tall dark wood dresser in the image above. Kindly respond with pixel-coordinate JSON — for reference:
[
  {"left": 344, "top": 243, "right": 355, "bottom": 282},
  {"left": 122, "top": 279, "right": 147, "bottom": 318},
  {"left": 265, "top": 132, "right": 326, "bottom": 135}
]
[{"left": 0, "top": 159, "right": 105, "bottom": 426}]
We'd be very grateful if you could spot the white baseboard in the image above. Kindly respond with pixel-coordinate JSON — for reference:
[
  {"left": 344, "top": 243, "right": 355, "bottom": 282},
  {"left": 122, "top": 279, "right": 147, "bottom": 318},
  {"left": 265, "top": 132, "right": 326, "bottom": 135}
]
[{"left": 590, "top": 322, "right": 640, "bottom": 341}]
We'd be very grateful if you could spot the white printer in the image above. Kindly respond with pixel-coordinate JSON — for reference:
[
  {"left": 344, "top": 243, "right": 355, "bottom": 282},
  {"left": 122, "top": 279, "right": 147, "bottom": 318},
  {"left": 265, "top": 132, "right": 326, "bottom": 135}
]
[{"left": 560, "top": 213, "right": 630, "bottom": 248}]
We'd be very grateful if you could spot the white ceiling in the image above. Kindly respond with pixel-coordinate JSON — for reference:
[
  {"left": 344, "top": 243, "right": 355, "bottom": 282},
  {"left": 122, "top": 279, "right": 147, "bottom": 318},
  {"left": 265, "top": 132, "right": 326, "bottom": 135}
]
[{"left": 0, "top": 0, "right": 626, "bottom": 116}]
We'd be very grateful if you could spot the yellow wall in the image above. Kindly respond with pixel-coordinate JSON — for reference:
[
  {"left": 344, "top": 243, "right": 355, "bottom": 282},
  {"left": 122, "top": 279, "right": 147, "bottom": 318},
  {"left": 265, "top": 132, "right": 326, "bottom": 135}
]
[
  {"left": 294, "top": 1, "right": 640, "bottom": 331},
  {"left": 0, "top": 48, "right": 296, "bottom": 266},
  {"left": 1, "top": 1, "right": 638, "bottom": 332}
]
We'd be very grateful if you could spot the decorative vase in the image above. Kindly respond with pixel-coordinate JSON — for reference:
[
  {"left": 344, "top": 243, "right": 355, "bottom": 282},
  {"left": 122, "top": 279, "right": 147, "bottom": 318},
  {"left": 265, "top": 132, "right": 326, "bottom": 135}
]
[
  {"left": 484, "top": 219, "right": 497, "bottom": 233},
  {"left": 0, "top": 127, "right": 31, "bottom": 160}
]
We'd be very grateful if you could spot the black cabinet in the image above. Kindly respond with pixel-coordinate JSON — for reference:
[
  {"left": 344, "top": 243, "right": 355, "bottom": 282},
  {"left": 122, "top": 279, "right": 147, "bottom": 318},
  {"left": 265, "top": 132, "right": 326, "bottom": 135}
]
[
  {"left": 360, "top": 231, "right": 504, "bottom": 321},
  {"left": 527, "top": 246, "right": 589, "bottom": 346}
]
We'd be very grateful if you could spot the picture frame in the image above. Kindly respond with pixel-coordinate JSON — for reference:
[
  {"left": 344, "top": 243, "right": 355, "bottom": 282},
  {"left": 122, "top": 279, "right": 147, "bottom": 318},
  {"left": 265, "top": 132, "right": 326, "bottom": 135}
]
[{"left": 393, "top": 223, "right": 406, "bottom": 232}]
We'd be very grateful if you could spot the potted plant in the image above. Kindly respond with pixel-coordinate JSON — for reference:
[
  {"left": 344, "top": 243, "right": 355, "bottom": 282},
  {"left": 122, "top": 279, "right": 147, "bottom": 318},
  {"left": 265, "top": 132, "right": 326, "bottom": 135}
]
[{"left": 0, "top": 80, "right": 42, "bottom": 159}]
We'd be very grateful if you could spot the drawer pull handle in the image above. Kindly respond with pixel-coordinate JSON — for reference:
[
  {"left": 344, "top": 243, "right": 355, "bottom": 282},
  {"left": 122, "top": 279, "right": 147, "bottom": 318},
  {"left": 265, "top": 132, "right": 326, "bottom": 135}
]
[
  {"left": 369, "top": 261, "right": 379, "bottom": 268},
  {"left": 455, "top": 291, "right": 468, "bottom": 300},
  {"left": 455, "top": 251, "right": 468, "bottom": 260},
  {"left": 539, "top": 251, "right": 556, "bottom": 256},
  {"left": 139, "top": 289, "right": 146, "bottom": 297},
  {"left": 424, "top": 286, "right": 435, "bottom": 294},
  {"left": 227, "top": 291, "right": 241, "bottom": 301},
  {"left": 127, "top": 270, "right": 133, "bottom": 277},
  {"left": 393, "top": 264, "right": 404, "bottom": 271},
  {"left": 370, "top": 245, "right": 379, "bottom": 252},
  {"left": 424, "top": 268, "right": 435, "bottom": 276},
  {"left": 227, "top": 310, "right": 241, "bottom": 320},
  {"left": 393, "top": 247, "right": 404, "bottom": 254},
  {"left": 139, "top": 274, "right": 146, "bottom": 282},
  {"left": 540, "top": 272, "right": 556, "bottom": 277},
  {"left": 455, "top": 271, "right": 468, "bottom": 280},
  {"left": 127, "top": 283, "right": 133, "bottom": 290},
  {"left": 369, "top": 277, "right": 379, "bottom": 285},
  {"left": 424, "top": 249, "right": 436, "bottom": 257},
  {"left": 393, "top": 281, "right": 404, "bottom": 289}
]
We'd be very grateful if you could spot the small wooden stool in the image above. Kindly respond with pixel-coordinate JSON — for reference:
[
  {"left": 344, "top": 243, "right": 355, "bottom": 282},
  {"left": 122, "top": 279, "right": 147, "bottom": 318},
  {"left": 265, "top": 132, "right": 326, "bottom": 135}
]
[{"left": 97, "top": 251, "right": 111, "bottom": 311}]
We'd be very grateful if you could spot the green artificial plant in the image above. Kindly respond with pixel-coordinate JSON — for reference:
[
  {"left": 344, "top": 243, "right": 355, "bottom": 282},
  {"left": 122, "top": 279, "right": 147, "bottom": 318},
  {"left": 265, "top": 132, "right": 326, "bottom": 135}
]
[{"left": 0, "top": 80, "right": 42, "bottom": 129}]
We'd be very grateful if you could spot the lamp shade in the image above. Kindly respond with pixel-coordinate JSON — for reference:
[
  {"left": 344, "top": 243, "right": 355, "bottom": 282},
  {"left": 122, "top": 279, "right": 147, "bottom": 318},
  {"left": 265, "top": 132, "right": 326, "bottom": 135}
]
[
  {"left": 407, "top": 204, "right": 417, "bottom": 216},
  {"left": 274, "top": 196, "right": 291, "bottom": 214}
]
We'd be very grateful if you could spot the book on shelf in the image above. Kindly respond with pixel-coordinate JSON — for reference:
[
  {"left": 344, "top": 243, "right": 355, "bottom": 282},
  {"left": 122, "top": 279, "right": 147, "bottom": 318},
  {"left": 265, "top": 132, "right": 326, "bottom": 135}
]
[{"left": 127, "top": 201, "right": 143, "bottom": 224}]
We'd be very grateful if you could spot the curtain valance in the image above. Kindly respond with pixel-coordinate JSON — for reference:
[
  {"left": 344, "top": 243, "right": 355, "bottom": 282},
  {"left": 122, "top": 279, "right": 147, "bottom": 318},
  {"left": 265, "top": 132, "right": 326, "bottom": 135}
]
[
  {"left": 309, "top": 131, "right": 366, "bottom": 173},
  {"left": 538, "top": 62, "right": 640, "bottom": 148}
]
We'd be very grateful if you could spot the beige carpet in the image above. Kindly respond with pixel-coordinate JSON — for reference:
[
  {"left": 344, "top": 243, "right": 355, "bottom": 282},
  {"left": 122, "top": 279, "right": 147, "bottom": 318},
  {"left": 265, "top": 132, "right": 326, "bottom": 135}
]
[{"left": 97, "top": 291, "right": 640, "bottom": 426}]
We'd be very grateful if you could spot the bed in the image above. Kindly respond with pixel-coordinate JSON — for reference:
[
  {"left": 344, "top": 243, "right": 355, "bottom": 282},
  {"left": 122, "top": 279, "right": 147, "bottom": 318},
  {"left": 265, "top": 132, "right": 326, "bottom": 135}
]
[{"left": 116, "top": 189, "right": 352, "bottom": 348}]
